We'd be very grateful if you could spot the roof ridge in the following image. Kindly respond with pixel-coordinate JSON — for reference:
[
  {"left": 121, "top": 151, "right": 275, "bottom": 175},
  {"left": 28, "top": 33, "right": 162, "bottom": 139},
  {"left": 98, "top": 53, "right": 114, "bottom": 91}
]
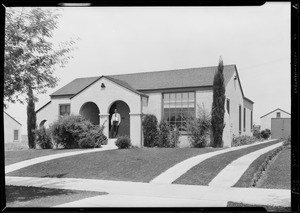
[{"left": 108, "top": 64, "right": 236, "bottom": 77}]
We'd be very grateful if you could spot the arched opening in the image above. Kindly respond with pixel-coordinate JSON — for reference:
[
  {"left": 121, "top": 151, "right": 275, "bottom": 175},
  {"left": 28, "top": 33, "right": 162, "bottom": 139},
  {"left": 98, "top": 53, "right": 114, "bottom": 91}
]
[
  {"left": 79, "top": 102, "right": 100, "bottom": 125},
  {"left": 108, "top": 100, "right": 130, "bottom": 138},
  {"left": 39, "top": 120, "right": 47, "bottom": 128}
]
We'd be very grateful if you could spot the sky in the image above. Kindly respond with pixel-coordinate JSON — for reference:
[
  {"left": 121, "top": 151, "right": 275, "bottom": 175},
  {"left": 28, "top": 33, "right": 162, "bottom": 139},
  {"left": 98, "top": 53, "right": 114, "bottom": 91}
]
[{"left": 5, "top": 2, "right": 291, "bottom": 134}]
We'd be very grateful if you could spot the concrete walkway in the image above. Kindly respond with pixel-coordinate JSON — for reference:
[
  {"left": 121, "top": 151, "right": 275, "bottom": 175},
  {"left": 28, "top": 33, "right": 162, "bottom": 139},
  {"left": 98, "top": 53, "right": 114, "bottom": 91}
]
[
  {"left": 5, "top": 146, "right": 117, "bottom": 174},
  {"left": 150, "top": 139, "right": 277, "bottom": 184},
  {"left": 208, "top": 141, "right": 284, "bottom": 187},
  {"left": 6, "top": 176, "right": 290, "bottom": 207}
]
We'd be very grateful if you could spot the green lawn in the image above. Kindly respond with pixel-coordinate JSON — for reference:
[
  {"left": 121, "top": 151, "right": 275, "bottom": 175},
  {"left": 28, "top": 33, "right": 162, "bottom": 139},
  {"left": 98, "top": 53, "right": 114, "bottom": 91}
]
[
  {"left": 6, "top": 185, "right": 106, "bottom": 207},
  {"left": 5, "top": 148, "right": 90, "bottom": 166},
  {"left": 233, "top": 148, "right": 278, "bottom": 188},
  {"left": 173, "top": 140, "right": 281, "bottom": 185},
  {"left": 7, "top": 147, "right": 222, "bottom": 182},
  {"left": 256, "top": 144, "right": 291, "bottom": 189}
]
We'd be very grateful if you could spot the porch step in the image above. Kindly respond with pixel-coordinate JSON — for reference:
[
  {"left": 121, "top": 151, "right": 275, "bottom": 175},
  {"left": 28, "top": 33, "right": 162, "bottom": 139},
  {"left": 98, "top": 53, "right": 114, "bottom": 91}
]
[{"left": 102, "top": 138, "right": 118, "bottom": 148}]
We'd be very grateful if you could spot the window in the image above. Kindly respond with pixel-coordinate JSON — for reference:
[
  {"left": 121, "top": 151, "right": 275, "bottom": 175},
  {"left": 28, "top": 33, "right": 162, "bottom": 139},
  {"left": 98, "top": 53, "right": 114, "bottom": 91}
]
[
  {"left": 243, "top": 107, "right": 246, "bottom": 132},
  {"left": 251, "top": 110, "right": 253, "bottom": 132},
  {"left": 276, "top": 112, "right": 281, "bottom": 118},
  {"left": 226, "top": 99, "right": 230, "bottom": 115},
  {"left": 163, "top": 92, "right": 195, "bottom": 131},
  {"left": 59, "top": 104, "right": 70, "bottom": 116},
  {"left": 13, "top": 130, "right": 19, "bottom": 141},
  {"left": 239, "top": 105, "right": 242, "bottom": 134}
]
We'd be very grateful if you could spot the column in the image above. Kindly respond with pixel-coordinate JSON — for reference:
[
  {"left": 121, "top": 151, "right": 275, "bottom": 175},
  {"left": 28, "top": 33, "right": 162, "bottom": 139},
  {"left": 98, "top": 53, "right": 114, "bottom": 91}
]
[
  {"left": 99, "top": 113, "right": 110, "bottom": 139},
  {"left": 129, "top": 113, "right": 143, "bottom": 147}
]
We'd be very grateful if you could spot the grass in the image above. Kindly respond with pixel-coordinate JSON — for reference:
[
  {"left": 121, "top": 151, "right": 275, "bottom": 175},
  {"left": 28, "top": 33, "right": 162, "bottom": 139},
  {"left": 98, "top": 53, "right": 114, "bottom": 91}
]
[
  {"left": 173, "top": 140, "right": 281, "bottom": 185},
  {"left": 233, "top": 148, "right": 276, "bottom": 188},
  {"left": 227, "top": 201, "right": 291, "bottom": 212},
  {"left": 5, "top": 148, "right": 90, "bottom": 166},
  {"left": 7, "top": 147, "right": 223, "bottom": 182},
  {"left": 5, "top": 185, "right": 107, "bottom": 207},
  {"left": 256, "top": 144, "right": 291, "bottom": 189}
]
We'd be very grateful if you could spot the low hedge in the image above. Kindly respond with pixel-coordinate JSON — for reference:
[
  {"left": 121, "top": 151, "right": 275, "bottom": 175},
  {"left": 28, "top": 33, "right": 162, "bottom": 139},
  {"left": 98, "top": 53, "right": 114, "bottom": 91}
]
[
  {"left": 115, "top": 136, "right": 131, "bottom": 149},
  {"left": 231, "top": 135, "right": 260, "bottom": 147},
  {"left": 251, "top": 141, "right": 287, "bottom": 187}
]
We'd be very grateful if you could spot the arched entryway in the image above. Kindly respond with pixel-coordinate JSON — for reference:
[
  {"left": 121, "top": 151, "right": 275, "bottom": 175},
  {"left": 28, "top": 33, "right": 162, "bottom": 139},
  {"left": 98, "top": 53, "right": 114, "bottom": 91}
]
[
  {"left": 108, "top": 100, "right": 130, "bottom": 138},
  {"left": 79, "top": 102, "right": 100, "bottom": 125}
]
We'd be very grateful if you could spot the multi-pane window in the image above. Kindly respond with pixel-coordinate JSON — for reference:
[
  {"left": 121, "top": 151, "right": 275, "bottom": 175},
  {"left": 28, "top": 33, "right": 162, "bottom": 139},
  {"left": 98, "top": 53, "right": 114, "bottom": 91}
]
[
  {"left": 13, "top": 130, "right": 19, "bottom": 141},
  {"left": 243, "top": 107, "right": 246, "bottom": 132},
  {"left": 163, "top": 92, "right": 195, "bottom": 131},
  {"left": 226, "top": 99, "right": 230, "bottom": 115},
  {"left": 239, "top": 105, "right": 242, "bottom": 134},
  {"left": 276, "top": 112, "right": 281, "bottom": 118},
  {"left": 251, "top": 110, "right": 253, "bottom": 132},
  {"left": 59, "top": 104, "right": 70, "bottom": 116}
]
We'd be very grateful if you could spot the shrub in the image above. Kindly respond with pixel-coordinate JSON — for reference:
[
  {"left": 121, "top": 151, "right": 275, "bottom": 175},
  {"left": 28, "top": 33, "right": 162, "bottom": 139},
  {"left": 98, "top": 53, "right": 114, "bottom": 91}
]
[
  {"left": 49, "top": 115, "right": 94, "bottom": 149},
  {"left": 253, "top": 126, "right": 261, "bottom": 139},
  {"left": 187, "top": 105, "right": 211, "bottom": 148},
  {"left": 156, "top": 121, "right": 180, "bottom": 148},
  {"left": 232, "top": 135, "right": 258, "bottom": 147},
  {"left": 142, "top": 114, "right": 159, "bottom": 147},
  {"left": 34, "top": 127, "right": 53, "bottom": 149},
  {"left": 78, "top": 125, "right": 107, "bottom": 148},
  {"left": 169, "top": 125, "right": 180, "bottom": 148},
  {"left": 115, "top": 136, "right": 131, "bottom": 149},
  {"left": 260, "top": 129, "right": 271, "bottom": 139}
]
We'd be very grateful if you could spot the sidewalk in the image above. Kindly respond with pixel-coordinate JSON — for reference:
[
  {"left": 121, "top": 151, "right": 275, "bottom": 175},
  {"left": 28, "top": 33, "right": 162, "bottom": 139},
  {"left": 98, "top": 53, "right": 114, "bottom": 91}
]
[
  {"left": 6, "top": 176, "right": 290, "bottom": 207},
  {"left": 151, "top": 139, "right": 277, "bottom": 184},
  {"left": 5, "top": 146, "right": 117, "bottom": 174},
  {"left": 208, "top": 141, "right": 283, "bottom": 187}
]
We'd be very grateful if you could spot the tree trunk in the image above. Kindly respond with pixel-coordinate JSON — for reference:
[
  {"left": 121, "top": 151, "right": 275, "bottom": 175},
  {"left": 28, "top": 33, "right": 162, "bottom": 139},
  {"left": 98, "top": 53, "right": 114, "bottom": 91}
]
[{"left": 27, "top": 86, "right": 36, "bottom": 149}]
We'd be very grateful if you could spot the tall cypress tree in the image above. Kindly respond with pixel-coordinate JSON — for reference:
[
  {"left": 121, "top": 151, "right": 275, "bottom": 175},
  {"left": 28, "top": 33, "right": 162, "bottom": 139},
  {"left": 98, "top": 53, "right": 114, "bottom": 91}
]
[{"left": 211, "top": 57, "right": 226, "bottom": 147}]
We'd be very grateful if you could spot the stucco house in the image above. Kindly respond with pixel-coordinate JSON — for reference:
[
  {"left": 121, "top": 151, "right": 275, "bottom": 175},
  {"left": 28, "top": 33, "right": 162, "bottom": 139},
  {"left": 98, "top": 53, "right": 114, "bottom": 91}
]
[
  {"left": 260, "top": 108, "right": 291, "bottom": 130},
  {"left": 36, "top": 65, "right": 254, "bottom": 147},
  {"left": 4, "top": 111, "right": 22, "bottom": 143}
]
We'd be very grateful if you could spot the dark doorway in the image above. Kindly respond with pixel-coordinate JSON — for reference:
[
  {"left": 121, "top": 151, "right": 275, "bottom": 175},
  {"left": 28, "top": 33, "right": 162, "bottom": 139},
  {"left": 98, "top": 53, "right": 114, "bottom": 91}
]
[
  {"left": 109, "top": 101, "right": 130, "bottom": 138},
  {"left": 79, "top": 102, "right": 100, "bottom": 125}
]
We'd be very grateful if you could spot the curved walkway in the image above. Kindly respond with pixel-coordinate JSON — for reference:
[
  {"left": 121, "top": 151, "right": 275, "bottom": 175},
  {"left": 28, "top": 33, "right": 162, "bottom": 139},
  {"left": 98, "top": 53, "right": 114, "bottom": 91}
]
[
  {"left": 150, "top": 139, "right": 277, "bottom": 184},
  {"left": 208, "top": 141, "right": 283, "bottom": 187},
  {"left": 5, "top": 146, "right": 117, "bottom": 174}
]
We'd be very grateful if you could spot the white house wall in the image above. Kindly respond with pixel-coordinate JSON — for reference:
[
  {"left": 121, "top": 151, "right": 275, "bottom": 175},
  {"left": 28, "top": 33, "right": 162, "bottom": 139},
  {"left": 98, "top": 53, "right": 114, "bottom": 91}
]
[
  {"left": 261, "top": 110, "right": 290, "bottom": 130},
  {"left": 36, "top": 98, "right": 71, "bottom": 128},
  {"left": 71, "top": 77, "right": 142, "bottom": 146},
  {"left": 142, "top": 93, "right": 162, "bottom": 121},
  {"left": 4, "top": 113, "right": 22, "bottom": 143},
  {"left": 224, "top": 69, "right": 245, "bottom": 138}
]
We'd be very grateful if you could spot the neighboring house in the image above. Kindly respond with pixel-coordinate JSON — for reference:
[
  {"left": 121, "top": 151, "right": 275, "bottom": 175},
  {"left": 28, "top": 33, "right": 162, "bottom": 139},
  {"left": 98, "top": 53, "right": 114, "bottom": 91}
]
[
  {"left": 36, "top": 65, "right": 254, "bottom": 147},
  {"left": 260, "top": 108, "right": 291, "bottom": 130},
  {"left": 4, "top": 111, "right": 22, "bottom": 143}
]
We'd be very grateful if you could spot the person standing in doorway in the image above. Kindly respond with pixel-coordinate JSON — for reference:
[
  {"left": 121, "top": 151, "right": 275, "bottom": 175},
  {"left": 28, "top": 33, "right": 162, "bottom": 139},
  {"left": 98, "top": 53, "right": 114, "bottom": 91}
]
[{"left": 111, "top": 108, "right": 121, "bottom": 138}]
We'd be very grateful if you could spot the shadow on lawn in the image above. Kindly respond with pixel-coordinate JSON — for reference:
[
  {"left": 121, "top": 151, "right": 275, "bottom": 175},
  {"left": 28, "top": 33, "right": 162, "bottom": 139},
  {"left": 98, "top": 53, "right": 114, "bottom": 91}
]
[{"left": 6, "top": 185, "right": 79, "bottom": 203}]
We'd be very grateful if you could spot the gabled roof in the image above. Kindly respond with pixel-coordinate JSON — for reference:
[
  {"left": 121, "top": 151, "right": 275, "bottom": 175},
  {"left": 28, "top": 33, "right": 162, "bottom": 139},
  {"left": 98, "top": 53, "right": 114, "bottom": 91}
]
[
  {"left": 36, "top": 101, "right": 51, "bottom": 113},
  {"left": 260, "top": 108, "right": 291, "bottom": 118},
  {"left": 4, "top": 111, "right": 22, "bottom": 125},
  {"left": 51, "top": 77, "right": 101, "bottom": 97},
  {"left": 51, "top": 65, "right": 237, "bottom": 98}
]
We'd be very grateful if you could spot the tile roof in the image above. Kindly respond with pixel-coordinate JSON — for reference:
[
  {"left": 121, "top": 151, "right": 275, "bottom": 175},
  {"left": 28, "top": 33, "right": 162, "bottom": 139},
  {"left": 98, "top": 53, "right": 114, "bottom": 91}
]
[
  {"left": 51, "top": 65, "right": 236, "bottom": 97},
  {"left": 51, "top": 76, "right": 100, "bottom": 97}
]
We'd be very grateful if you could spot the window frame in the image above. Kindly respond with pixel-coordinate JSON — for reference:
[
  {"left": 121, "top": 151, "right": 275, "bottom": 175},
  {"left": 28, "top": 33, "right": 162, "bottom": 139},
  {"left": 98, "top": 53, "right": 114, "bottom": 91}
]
[
  {"left": 13, "top": 129, "right": 19, "bottom": 141},
  {"left": 276, "top": 112, "right": 281, "bottom": 118},
  {"left": 239, "top": 105, "right": 242, "bottom": 134},
  {"left": 162, "top": 91, "right": 196, "bottom": 133},
  {"left": 59, "top": 104, "right": 71, "bottom": 117},
  {"left": 243, "top": 107, "right": 246, "bottom": 132}
]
